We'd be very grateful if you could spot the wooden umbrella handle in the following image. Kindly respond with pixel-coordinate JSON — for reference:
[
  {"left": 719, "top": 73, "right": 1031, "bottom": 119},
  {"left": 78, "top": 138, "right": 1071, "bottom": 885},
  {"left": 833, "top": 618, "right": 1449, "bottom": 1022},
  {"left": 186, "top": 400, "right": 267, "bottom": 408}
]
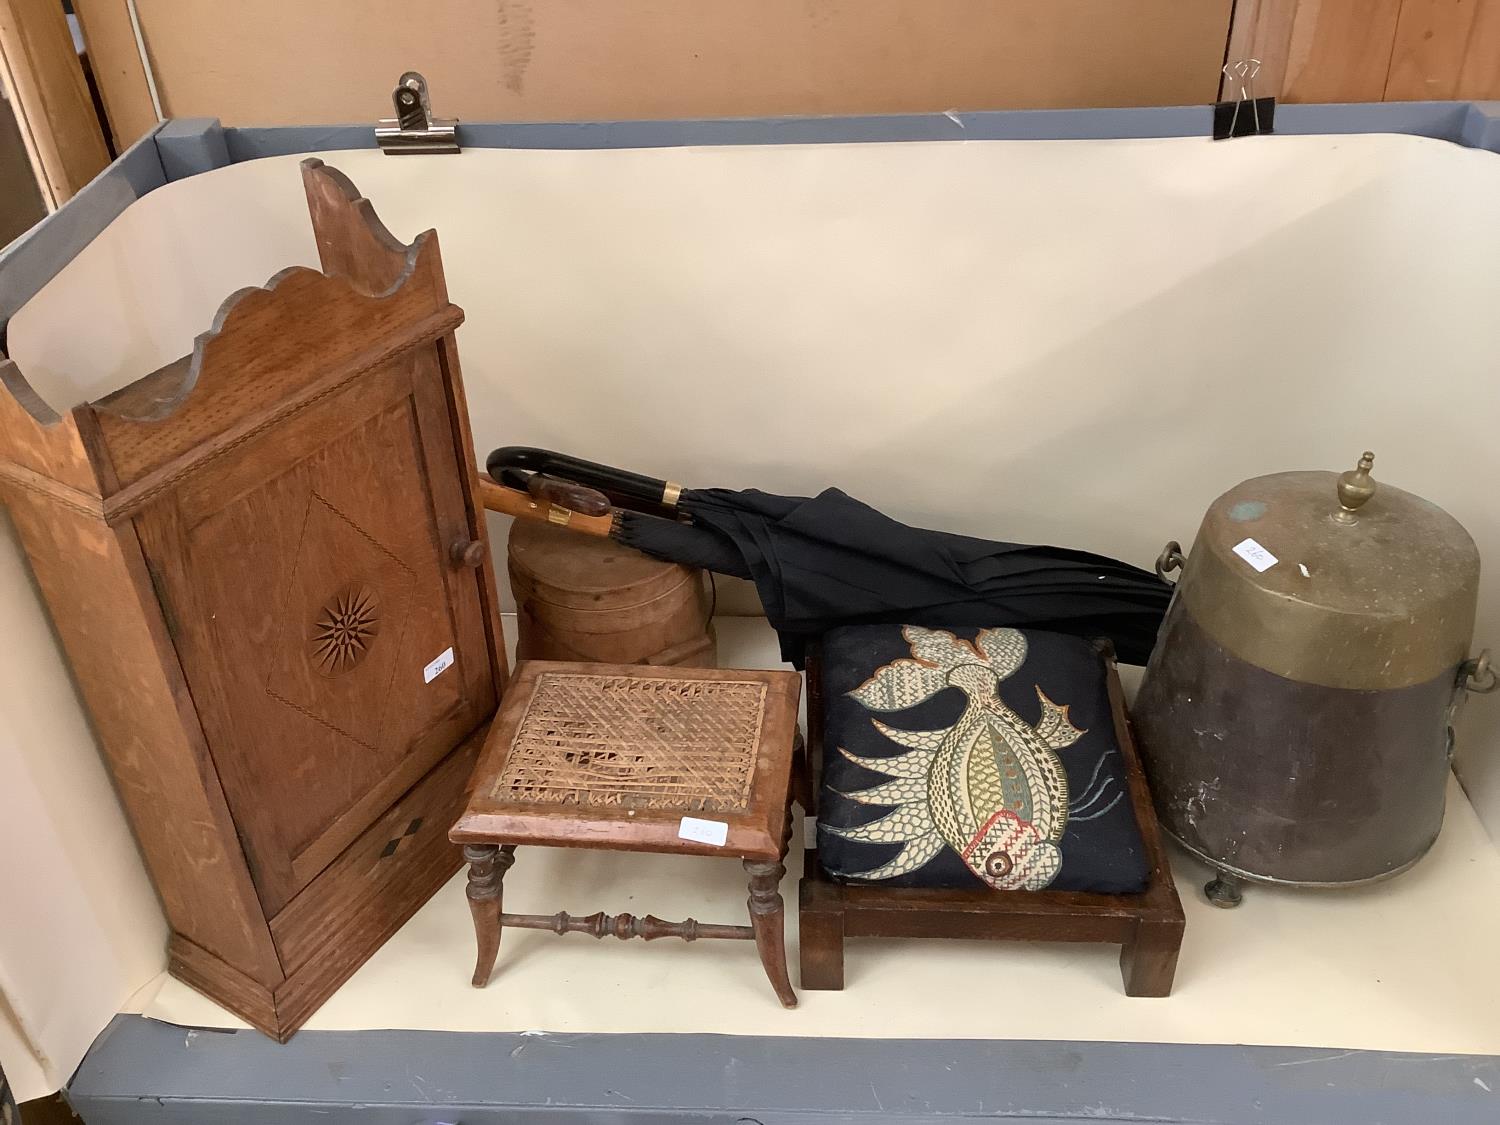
[
  {"left": 526, "top": 474, "right": 612, "bottom": 517},
  {"left": 476, "top": 473, "right": 616, "bottom": 537}
]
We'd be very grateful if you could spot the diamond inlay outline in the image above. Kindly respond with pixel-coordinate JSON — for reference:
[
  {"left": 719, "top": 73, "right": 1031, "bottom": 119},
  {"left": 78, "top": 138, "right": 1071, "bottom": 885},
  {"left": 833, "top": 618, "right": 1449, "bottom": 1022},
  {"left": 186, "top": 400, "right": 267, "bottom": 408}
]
[{"left": 262, "top": 487, "right": 419, "bottom": 751}]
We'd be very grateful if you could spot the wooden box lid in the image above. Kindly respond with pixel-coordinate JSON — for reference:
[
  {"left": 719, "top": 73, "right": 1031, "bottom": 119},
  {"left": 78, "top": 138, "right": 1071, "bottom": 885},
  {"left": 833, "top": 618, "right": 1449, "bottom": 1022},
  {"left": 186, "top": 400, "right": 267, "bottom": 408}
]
[{"left": 508, "top": 519, "right": 697, "bottom": 610}]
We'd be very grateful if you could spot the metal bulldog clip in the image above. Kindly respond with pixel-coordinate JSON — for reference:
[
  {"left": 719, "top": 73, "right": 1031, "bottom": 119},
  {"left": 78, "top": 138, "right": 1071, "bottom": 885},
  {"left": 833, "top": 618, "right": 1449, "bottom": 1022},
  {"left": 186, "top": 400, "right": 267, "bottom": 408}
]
[{"left": 376, "top": 71, "right": 460, "bottom": 154}]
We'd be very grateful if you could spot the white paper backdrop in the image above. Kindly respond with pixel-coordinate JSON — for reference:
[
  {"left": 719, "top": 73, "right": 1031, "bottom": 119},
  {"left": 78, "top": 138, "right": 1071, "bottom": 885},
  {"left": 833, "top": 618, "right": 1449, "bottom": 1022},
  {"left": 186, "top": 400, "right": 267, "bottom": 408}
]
[{"left": 4, "top": 132, "right": 1500, "bottom": 1094}]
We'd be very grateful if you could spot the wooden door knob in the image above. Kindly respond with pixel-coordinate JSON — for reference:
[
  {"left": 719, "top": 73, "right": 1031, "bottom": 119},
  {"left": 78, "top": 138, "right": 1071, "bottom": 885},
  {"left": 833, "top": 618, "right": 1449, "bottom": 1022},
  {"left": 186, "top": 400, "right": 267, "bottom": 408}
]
[{"left": 450, "top": 538, "right": 487, "bottom": 568}]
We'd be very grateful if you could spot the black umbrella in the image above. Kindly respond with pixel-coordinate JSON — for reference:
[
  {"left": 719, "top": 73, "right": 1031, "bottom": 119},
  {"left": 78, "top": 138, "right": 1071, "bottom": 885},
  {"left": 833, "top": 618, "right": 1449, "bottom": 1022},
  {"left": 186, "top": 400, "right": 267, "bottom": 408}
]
[{"left": 485, "top": 447, "right": 1171, "bottom": 667}]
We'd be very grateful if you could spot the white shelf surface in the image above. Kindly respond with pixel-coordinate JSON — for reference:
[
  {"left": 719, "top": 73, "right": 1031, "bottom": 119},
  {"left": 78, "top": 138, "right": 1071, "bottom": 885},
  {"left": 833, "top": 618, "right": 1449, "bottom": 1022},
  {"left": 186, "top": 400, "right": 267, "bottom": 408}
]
[{"left": 135, "top": 616, "right": 1500, "bottom": 1055}]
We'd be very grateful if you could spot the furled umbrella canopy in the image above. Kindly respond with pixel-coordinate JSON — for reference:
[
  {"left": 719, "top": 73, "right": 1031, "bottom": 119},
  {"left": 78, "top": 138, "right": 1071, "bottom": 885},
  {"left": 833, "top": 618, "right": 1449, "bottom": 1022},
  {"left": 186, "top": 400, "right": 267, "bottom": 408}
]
[{"left": 487, "top": 448, "right": 1171, "bottom": 667}]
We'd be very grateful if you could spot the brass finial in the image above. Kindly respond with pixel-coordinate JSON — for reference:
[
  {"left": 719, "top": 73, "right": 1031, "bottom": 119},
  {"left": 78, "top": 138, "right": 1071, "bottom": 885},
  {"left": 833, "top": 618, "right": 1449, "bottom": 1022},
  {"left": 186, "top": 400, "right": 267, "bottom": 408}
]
[{"left": 1335, "top": 451, "right": 1376, "bottom": 523}]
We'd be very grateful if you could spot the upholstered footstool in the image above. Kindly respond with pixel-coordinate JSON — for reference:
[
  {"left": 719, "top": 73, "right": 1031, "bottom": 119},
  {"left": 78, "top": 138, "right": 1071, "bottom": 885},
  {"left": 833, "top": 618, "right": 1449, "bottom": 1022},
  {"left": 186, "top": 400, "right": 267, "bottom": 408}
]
[
  {"left": 799, "top": 624, "right": 1184, "bottom": 996},
  {"left": 450, "top": 661, "right": 803, "bottom": 1007}
]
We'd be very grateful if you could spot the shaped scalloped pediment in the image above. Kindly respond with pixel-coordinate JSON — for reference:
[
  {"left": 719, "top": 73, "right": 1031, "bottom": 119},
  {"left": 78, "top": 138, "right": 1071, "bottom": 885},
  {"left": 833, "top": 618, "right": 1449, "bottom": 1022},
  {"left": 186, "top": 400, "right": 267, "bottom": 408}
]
[
  {"left": 83, "top": 163, "right": 459, "bottom": 487},
  {"left": 300, "top": 158, "right": 422, "bottom": 297},
  {"left": 90, "top": 251, "right": 437, "bottom": 427},
  {"left": 1, "top": 160, "right": 459, "bottom": 493}
]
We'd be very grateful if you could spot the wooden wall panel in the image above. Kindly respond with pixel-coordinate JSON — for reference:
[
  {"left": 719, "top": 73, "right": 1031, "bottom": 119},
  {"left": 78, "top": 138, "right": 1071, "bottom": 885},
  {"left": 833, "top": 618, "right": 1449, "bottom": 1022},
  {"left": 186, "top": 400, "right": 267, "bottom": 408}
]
[
  {"left": 72, "top": 0, "right": 158, "bottom": 150},
  {"left": 1386, "top": 0, "right": 1482, "bottom": 99},
  {"left": 1456, "top": 2, "right": 1500, "bottom": 96},
  {"left": 1221, "top": 0, "right": 1302, "bottom": 100},
  {"left": 119, "top": 0, "right": 1232, "bottom": 126},
  {"left": 0, "top": 0, "right": 109, "bottom": 205},
  {"left": 39, "top": 0, "right": 1500, "bottom": 161},
  {"left": 1227, "top": 0, "right": 1500, "bottom": 103},
  {"left": 1282, "top": 0, "right": 1404, "bottom": 103}
]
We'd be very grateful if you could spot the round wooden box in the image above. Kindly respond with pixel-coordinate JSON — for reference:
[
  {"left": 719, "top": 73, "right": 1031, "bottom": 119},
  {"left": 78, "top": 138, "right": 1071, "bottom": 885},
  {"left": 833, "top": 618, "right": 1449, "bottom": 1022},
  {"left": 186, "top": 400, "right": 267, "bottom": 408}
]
[{"left": 507, "top": 520, "right": 717, "bottom": 667}]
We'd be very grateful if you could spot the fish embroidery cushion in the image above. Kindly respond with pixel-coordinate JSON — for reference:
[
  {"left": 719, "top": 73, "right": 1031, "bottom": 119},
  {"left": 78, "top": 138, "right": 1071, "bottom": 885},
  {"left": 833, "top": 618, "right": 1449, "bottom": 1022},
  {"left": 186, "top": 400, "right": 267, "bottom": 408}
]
[{"left": 816, "top": 624, "right": 1151, "bottom": 894}]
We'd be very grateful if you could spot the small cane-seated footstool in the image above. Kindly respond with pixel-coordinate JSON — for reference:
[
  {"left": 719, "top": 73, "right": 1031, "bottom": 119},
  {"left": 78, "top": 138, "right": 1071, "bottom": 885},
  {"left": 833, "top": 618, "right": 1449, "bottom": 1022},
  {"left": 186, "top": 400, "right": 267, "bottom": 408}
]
[{"left": 450, "top": 660, "right": 803, "bottom": 1007}]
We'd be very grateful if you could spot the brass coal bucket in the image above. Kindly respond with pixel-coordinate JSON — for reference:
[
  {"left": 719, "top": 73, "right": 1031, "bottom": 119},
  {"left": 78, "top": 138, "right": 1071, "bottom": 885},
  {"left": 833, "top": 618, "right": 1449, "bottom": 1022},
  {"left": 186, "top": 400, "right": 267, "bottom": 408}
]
[{"left": 1133, "top": 453, "right": 1493, "bottom": 905}]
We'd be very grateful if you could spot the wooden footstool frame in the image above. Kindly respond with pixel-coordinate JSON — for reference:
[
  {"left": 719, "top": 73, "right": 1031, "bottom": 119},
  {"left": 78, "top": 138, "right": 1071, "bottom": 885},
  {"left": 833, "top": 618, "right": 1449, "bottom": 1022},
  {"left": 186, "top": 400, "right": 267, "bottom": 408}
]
[
  {"left": 798, "top": 642, "right": 1185, "bottom": 997},
  {"left": 451, "top": 661, "right": 803, "bottom": 1007}
]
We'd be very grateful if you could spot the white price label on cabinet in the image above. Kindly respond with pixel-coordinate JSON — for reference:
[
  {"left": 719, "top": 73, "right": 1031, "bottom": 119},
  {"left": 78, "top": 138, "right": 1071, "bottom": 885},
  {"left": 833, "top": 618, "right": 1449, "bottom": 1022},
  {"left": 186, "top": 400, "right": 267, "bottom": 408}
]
[
  {"left": 423, "top": 646, "right": 455, "bottom": 684},
  {"left": 678, "top": 817, "right": 729, "bottom": 847},
  {"left": 1232, "top": 538, "right": 1278, "bottom": 573}
]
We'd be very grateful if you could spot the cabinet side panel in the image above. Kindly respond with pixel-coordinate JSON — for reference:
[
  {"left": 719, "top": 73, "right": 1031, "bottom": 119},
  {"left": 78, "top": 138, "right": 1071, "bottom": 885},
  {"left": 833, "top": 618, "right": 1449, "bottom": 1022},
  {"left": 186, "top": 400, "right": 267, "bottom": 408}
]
[
  {"left": 0, "top": 359, "right": 101, "bottom": 495},
  {"left": 3, "top": 488, "right": 283, "bottom": 987},
  {"left": 434, "top": 333, "right": 509, "bottom": 690}
]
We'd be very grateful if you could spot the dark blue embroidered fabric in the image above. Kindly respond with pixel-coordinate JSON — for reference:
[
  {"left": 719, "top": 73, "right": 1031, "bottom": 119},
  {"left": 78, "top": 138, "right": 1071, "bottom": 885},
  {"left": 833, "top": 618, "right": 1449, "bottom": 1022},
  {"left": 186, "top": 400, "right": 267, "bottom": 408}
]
[{"left": 816, "top": 624, "right": 1151, "bottom": 894}]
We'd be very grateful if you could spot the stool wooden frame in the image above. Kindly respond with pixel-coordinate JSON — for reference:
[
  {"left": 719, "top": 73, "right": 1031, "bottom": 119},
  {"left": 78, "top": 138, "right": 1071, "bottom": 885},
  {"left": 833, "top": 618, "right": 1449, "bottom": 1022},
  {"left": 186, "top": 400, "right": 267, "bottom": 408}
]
[
  {"left": 798, "top": 642, "right": 1185, "bottom": 997},
  {"left": 451, "top": 661, "right": 803, "bottom": 1007}
]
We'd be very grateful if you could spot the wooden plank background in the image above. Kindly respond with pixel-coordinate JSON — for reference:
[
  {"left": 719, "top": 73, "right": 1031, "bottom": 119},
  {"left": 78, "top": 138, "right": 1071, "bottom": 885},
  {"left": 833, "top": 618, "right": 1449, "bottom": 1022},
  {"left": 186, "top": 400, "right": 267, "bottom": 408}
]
[
  {"left": 0, "top": 0, "right": 109, "bottom": 204},
  {"left": 89, "top": 0, "right": 1236, "bottom": 133},
  {"left": 4, "top": 1, "right": 1500, "bottom": 207},
  {"left": 1227, "top": 0, "right": 1500, "bottom": 102},
  {"left": 72, "top": 0, "right": 155, "bottom": 151}
]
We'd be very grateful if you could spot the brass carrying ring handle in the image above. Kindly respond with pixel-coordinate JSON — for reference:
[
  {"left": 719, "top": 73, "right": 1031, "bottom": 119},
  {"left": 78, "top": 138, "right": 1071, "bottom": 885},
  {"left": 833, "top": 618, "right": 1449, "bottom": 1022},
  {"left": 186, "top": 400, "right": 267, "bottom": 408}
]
[
  {"left": 1155, "top": 541, "right": 1186, "bottom": 584},
  {"left": 1463, "top": 650, "right": 1497, "bottom": 694}
]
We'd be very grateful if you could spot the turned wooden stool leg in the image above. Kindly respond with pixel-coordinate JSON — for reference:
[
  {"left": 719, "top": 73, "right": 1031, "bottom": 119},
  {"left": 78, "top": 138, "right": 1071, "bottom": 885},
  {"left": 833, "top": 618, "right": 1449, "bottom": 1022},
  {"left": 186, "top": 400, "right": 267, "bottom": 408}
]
[
  {"left": 465, "top": 843, "right": 516, "bottom": 988},
  {"left": 745, "top": 806, "right": 797, "bottom": 1009},
  {"left": 745, "top": 857, "right": 797, "bottom": 1008}
]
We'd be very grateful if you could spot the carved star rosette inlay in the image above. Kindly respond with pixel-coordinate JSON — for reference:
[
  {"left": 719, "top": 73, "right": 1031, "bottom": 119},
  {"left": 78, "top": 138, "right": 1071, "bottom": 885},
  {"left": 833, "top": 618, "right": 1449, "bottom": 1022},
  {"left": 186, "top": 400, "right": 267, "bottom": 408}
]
[{"left": 311, "top": 585, "right": 380, "bottom": 675}]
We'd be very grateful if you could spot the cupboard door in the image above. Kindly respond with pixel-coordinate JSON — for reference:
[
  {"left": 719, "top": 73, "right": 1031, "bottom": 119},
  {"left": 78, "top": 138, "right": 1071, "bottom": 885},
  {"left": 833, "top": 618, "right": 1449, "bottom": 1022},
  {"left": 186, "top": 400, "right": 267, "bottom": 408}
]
[{"left": 136, "top": 351, "right": 495, "bottom": 914}]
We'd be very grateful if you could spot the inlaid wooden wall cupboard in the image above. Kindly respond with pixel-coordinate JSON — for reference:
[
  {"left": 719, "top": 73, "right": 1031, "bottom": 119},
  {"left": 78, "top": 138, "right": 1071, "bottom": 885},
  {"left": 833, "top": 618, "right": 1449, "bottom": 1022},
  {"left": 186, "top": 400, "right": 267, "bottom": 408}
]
[{"left": 0, "top": 159, "right": 506, "bottom": 1040}]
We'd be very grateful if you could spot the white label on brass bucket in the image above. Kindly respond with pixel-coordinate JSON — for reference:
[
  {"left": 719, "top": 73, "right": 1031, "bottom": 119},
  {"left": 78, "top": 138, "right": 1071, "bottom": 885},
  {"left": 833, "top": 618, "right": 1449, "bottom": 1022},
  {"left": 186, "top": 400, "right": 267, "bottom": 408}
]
[
  {"left": 1232, "top": 537, "right": 1278, "bottom": 573},
  {"left": 678, "top": 817, "right": 729, "bottom": 846},
  {"left": 423, "top": 646, "right": 455, "bottom": 683}
]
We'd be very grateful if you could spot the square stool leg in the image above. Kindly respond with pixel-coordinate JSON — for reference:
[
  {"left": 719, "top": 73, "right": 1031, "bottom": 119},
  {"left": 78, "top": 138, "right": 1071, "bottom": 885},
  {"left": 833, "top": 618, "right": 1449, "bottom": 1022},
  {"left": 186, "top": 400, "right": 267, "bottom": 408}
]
[
  {"left": 464, "top": 843, "right": 516, "bottom": 987},
  {"left": 797, "top": 878, "right": 846, "bottom": 991},
  {"left": 1119, "top": 915, "right": 1184, "bottom": 997}
]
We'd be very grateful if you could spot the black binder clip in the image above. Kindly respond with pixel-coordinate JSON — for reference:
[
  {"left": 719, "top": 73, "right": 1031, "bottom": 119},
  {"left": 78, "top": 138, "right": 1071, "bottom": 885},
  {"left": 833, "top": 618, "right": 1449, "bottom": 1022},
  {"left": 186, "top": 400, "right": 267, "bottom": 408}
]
[{"left": 1213, "top": 60, "right": 1275, "bottom": 141}]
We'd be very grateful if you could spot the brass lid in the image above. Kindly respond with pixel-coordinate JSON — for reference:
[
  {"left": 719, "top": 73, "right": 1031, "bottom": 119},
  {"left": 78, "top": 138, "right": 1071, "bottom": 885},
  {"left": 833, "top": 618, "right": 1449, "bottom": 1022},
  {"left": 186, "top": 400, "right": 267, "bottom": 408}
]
[{"left": 1177, "top": 452, "right": 1479, "bottom": 690}]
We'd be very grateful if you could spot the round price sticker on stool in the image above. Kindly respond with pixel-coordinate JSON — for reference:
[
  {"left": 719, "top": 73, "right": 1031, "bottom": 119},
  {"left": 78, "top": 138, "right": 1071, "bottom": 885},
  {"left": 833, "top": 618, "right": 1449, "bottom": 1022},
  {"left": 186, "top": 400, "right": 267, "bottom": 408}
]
[{"left": 678, "top": 817, "right": 729, "bottom": 846}]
